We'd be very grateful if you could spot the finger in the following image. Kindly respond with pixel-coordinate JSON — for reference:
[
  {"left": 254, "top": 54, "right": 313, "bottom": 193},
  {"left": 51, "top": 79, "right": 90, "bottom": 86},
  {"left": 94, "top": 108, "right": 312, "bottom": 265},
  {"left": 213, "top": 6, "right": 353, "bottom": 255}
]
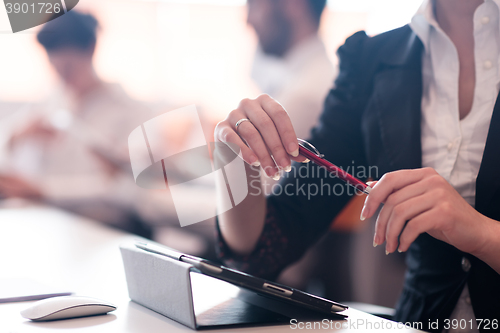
[
  {"left": 384, "top": 193, "right": 434, "bottom": 254},
  {"left": 362, "top": 168, "right": 436, "bottom": 220},
  {"left": 216, "top": 121, "right": 259, "bottom": 166},
  {"left": 228, "top": 100, "right": 280, "bottom": 176},
  {"left": 397, "top": 208, "right": 440, "bottom": 252},
  {"left": 235, "top": 119, "right": 279, "bottom": 178},
  {"left": 373, "top": 181, "right": 426, "bottom": 246},
  {"left": 244, "top": 98, "right": 291, "bottom": 171},
  {"left": 259, "top": 95, "right": 299, "bottom": 158},
  {"left": 294, "top": 154, "right": 310, "bottom": 163}
]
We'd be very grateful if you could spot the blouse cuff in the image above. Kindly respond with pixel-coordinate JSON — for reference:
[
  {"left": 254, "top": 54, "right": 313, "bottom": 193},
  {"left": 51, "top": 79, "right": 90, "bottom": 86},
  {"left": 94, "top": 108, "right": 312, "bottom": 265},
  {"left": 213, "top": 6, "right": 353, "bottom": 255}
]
[{"left": 215, "top": 202, "right": 290, "bottom": 281}]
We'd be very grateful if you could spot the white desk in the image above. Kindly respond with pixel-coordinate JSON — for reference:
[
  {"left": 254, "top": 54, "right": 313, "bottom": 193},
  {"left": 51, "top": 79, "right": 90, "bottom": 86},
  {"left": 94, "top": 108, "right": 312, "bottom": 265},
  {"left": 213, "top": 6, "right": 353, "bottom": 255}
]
[{"left": 0, "top": 206, "right": 423, "bottom": 332}]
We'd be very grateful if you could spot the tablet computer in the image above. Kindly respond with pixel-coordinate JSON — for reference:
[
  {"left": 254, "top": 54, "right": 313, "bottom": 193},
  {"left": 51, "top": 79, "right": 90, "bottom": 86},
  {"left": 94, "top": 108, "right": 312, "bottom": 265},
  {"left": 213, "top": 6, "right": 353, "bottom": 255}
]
[{"left": 135, "top": 241, "right": 347, "bottom": 317}]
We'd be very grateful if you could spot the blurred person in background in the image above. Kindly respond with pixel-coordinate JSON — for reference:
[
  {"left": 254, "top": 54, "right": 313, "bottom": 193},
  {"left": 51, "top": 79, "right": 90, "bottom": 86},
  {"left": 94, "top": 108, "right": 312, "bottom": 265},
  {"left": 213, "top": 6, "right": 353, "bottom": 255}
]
[
  {"left": 0, "top": 11, "right": 152, "bottom": 237},
  {"left": 216, "top": 0, "right": 500, "bottom": 329},
  {"left": 247, "top": 0, "right": 376, "bottom": 305},
  {"left": 247, "top": 0, "right": 334, "bottom": 139}
]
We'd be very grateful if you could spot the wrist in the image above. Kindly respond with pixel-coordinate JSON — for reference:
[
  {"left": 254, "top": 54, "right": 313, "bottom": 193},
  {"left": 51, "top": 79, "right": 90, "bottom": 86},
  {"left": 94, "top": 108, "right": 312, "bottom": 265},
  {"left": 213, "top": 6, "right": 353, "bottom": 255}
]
[{"left": 473, "top": 215, "right": 500, "bottom": 273}]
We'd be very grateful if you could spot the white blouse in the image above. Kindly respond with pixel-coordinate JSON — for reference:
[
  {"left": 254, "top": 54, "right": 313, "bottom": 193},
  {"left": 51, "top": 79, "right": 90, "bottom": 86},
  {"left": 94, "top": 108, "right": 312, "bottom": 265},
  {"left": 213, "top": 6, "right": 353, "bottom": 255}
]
[{"left": 410, "top": 0, "right": 500, "bottom": 332}]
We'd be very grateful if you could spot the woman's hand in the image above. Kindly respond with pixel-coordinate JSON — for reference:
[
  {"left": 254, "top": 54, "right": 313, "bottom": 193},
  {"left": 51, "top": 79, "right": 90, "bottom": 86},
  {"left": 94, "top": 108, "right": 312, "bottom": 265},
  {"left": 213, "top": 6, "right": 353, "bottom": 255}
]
[
  {"left": 361, "top": 167, "right": 497, "bottom": 258},
  {"left": 214, "top": 94, "right": 307, "bottom": 180},
  {"left": 8, "top": 118, "right": 58, "bottom": 149},
  {"left": 0, "top": 174, "right": 44, "bottom": 201},
  {"left": 215, "top": 94, "right": 308, "bottom": 255}
]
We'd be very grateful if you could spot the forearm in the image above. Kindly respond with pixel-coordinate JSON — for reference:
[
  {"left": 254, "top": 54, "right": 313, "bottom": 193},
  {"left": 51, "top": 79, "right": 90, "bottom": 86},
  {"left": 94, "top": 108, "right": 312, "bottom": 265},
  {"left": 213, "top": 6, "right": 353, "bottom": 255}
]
[{"left": 216, "top": 163, "right": 267, "bottom": 255}]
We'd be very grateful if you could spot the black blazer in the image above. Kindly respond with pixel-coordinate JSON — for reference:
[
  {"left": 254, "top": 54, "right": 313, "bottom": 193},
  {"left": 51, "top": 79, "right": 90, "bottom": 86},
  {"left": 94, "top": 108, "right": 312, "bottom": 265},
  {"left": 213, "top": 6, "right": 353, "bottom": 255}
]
[{"left": 262, "top": 25, "right": 500, "bottom": 332}]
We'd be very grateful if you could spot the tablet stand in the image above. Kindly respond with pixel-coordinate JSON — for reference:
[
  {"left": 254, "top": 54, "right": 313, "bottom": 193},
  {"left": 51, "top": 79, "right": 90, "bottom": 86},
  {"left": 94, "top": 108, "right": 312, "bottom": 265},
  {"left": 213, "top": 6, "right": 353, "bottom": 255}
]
[{"left": 120, "top": 243, "right": 290, "bottom": 330}]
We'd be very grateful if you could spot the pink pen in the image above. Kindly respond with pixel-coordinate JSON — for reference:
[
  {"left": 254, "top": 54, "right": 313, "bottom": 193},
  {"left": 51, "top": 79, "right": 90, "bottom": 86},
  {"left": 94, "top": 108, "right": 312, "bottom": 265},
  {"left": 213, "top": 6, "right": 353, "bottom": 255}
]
[{"left": 297, "top": 139, "right": 372, "bottom": 195}]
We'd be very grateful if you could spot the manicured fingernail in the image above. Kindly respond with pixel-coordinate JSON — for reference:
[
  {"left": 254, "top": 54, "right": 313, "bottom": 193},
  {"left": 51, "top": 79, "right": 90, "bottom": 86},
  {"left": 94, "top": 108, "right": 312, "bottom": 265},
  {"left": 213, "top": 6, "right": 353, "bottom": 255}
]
[
  {"left": 248, "top": 155, "right": 260, "bottom": 166},
  {"left": 265, "top": 168, "right": 274, "bottom": 177},
  {"left": 360, "top": 206, "right": 367, "bottom": 221},
  {"left": 284, "top": 165, "right": 292, "bottom": 172},
  {"left": 289, "top": 142, "right": 299, "bottom": 157},
  {"left": 398, "top": 248, "right": 403, "bottom": 253},
  {"left": 301, "top": 159, "right": 310, "bottom": 163},
  {"left": 252, "top": 161, "right": 260, "bottom": 167},
  {"left": 373, "top": 240, "right": 378, "bottom": 248},
  {"left": 272, "top": 173, "right": 281, "bottom": 181},
  {"left": 386, "top": 249, "right": 390, "bottom": 255}
]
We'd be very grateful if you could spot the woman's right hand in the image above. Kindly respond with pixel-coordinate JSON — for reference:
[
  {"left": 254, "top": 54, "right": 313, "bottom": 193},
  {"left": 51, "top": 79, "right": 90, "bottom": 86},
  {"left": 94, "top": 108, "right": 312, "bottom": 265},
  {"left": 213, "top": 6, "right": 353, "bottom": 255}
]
[
  {"left": 0, "top": 174, "right": 43, "bottom": 200},
  {"left": 8, "top": 118, "right": 57, "bottom": 149},
  {"left": 214, "top": 94, "right": 308, "bottom": 180}
]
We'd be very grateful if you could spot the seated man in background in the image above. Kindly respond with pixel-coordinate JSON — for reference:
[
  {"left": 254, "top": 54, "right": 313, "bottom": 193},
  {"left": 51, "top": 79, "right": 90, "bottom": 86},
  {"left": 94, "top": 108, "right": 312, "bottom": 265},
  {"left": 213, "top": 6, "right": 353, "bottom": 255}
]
[
  {"left": 248, "top": 0, "right": 395, "bottom": 307},
  {"left": 215, "top": 0, "right": 500, "bottom": 330},
  {"left": 0, "top": 11, "right": 151, "bottom": 237},
  {"left": 247, "top": 0, "right": 334, "bottom": 139}
]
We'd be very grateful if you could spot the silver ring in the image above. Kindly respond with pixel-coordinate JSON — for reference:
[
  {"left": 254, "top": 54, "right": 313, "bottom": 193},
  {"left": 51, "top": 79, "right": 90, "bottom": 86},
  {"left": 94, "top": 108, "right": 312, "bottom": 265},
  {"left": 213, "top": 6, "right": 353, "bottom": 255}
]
[
  {"left": 235, "top": 118, "right": 251, "bottom": 131},
  {"left": 297, "top": 138, "right": 324, "bottom": 158}
]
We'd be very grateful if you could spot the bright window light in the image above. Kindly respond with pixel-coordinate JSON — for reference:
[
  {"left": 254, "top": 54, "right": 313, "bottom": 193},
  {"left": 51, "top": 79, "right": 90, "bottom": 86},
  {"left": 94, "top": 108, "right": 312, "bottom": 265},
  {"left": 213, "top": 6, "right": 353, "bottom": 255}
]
[
  {"left": 328, "top": 0, "right": 424, "bottom": 34},
  {"left": 139, "top": 0, "right": 424, "bottom": 34},
  {"left": 138, "top": 0, "right": 246, "bottom": 5}
]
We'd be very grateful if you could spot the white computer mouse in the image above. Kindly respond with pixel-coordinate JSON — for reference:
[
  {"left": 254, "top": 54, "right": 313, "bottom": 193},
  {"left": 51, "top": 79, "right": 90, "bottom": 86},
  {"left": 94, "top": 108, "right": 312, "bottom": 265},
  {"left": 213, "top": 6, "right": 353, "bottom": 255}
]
[{"left": 21, "top": 296, "right": 116, "bottom": 321}]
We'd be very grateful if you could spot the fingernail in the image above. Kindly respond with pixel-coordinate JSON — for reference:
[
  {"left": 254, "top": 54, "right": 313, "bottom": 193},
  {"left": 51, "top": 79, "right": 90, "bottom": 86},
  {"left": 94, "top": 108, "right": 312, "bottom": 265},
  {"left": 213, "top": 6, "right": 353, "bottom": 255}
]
[
  {"left": 251, "top": 161, "right": 261, "bottom": 167},
  {"left": 386, "top": 249, "right": 390, "bottom": 255},
  {"left": 373, "top": 240, "right": 378, "bottom": 248},
  {"left": 289, "top": 143, "right": 299, "bottom": 157},
  {"left": 284, "top": 165, "right": 292, "bottom": 172},
  {"left": 265, "top": 168, "right": 274, "bottom": 177},
  {"left": 360, "top": 206, "right": 367, "bottom": 221},
  {"left": 272, "top": 173, "right": 281, "bottom": 181},
  {"left": 398, "top": 248, "right": 403, "bottom": 253},
  {"left": 366, "top": 181, "right": 376, "bottom": 187},
  {"left": 301, "top": 159, "right": 310, "bottom": 163}
]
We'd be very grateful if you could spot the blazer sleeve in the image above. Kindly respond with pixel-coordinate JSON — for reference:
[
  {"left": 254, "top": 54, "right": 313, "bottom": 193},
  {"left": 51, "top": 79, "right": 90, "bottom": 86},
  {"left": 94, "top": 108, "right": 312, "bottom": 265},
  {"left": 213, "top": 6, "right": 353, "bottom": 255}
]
[{"left": 216, "top": 31, "right": 373, "bottom": 281}]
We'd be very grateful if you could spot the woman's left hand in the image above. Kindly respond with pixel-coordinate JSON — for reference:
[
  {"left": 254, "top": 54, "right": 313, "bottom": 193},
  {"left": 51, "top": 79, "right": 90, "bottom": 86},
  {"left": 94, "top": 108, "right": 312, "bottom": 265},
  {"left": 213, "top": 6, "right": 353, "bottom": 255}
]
[{"left": 361, "top": 167, "right": 495, "bottom": 257}]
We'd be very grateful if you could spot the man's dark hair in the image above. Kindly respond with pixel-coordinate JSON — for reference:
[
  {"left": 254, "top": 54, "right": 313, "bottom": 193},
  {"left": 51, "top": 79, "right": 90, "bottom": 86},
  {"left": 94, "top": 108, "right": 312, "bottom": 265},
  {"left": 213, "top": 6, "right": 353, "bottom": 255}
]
[
  {"left": 306, "top": 0, "right": 327, "bottom": 26},
  {"left": 37, "top": 11, "right": 98, "bottom": 52}
]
